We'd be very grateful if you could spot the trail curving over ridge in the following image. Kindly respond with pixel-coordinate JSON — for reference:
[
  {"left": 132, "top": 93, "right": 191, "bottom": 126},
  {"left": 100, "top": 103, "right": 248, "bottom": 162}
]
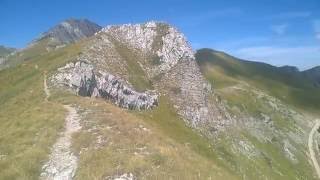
[{"left": 308, "top": 119, "right": 320, "bottom": 179}]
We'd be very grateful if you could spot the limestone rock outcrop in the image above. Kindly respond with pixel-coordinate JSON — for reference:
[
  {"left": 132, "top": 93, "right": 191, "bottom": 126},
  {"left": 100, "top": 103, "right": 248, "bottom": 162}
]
[{"left": 52, "top": 61, "right": 158, "bottom": 110}]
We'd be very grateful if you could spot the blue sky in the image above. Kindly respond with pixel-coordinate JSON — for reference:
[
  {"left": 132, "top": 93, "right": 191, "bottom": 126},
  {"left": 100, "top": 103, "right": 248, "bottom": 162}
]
[{"left": 1, "top": 0, "right": 319, "bottom": 70}]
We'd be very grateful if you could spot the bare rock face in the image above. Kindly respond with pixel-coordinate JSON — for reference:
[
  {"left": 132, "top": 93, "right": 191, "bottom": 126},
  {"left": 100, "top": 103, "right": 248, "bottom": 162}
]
[
  {"left": 52, "top": 61, "right": 158, "bottom": 110},
  {"left": 157, "top": 58, "right": 232, "bottom": 134},
  {"left": 102, "top": 21, "right": 194, "bottom": 77}
]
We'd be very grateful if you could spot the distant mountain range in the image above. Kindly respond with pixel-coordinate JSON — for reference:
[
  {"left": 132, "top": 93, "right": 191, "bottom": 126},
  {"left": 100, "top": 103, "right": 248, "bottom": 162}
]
[
  {"left": 0, "top": 19, "right": 101, "bottom": 69},
  {"left": 196, "top": 48, "right": 320, "bottom": 88},
  {"left": 302, "top": 66, "right": 320, "bottom": 87},
  {"left": 0, "top": 45, "right": 16, "bottom": 65}
]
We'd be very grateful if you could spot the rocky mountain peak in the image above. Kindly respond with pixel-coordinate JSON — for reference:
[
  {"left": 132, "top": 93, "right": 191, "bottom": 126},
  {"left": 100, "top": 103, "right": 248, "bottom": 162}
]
[
  {"left": 33, "top": 18, "right": 102, "bottom": 46},
  {"left": 52, "top": 21, "right": 230, "bottom": 135},
  {"left": 100, "top": 21, "right": 195, "bottom": 74}
]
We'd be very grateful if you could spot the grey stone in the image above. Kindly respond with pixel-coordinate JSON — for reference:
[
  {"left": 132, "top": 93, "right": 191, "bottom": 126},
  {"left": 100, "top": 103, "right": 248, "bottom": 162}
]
[{"left": 52, "top": 61, "right": 158, "bottom": 110}]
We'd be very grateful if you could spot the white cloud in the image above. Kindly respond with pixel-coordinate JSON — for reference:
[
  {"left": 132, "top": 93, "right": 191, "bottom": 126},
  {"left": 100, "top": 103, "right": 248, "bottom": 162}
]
[
  {"left": 230, "top": 46, "right": 320, "bottom": 70},
  {"left": 314, "top": 20, "right": 320, "bottom": 40},
  {"left": 271, "top": 24, "right": 288, "bottom": 35}
]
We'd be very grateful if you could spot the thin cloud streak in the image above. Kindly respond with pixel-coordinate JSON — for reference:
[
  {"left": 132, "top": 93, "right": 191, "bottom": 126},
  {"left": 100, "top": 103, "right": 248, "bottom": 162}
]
[
  {"left": 230, "top": 46, "right": 320, "bottom": 70},
  {"left": 314, "top": 20, "right": 320, "bottom": 40},
  {"left": 266, "top": 11, "right": 312, "bottom": 20},
  {"left": 174, "top": 8, "right": 243, "bottom": 27},
  {"left": 271, "top": 24, "right": 288, "bottom": 35}
]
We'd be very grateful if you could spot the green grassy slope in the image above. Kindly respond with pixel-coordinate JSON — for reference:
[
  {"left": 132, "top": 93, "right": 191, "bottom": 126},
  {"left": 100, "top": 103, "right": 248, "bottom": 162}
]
[
  {"left": 1, "top": 39, "right": 52, "bottom": 70},
  {"left": 2, "top": 34, "right": 318, "bottom": 179},
  {"left": 0, "top": 42, "right": 83, "bottom": 179},
  {"left": 195, "top": 48, "right": 319, "bottom": 180},
  {"left": 195, "top": 48, "right": 320, "bottom": 112},
  {"left": 0, "top": 41, "right": 237, "bottom": 179}
]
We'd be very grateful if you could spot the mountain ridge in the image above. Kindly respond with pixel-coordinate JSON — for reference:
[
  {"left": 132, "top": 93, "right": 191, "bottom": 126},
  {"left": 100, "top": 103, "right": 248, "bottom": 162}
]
[
  {"left": 302, "top": 66, "right": 320, "bottom": 87},
  {"left": 30, "top": 18, "right": 102, "bottom": 48},
  {"left": 0, "top": 19, "right": 101, "bottom": 70},
  {"left": 0, "top": 19, "right": 320, "bottom": 180},
  {"left": 196, "top": 48, "right": 320, "bottom": 89}
]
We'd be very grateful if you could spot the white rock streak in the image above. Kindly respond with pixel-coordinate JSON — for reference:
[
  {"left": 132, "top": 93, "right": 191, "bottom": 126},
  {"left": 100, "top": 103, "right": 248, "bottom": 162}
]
[
  {"left": 44, "top": 72, "right": 50, "bottom": 101},
  {"left": 40, "top": 105, "right": 81, "bottom": 180},
  {"left": 308, "top": 119, "right": 320, "bottom": 179}
]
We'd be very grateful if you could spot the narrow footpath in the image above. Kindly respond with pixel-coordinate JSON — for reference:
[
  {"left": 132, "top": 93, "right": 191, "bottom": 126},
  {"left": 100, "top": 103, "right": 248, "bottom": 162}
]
[{"left": 40, "top": 73, "right": 81, "bottom": 180}]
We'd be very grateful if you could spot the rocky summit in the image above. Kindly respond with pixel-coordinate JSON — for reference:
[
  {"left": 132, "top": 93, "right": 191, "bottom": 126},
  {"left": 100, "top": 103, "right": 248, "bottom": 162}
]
[
  {"left": 52, "top": 21, "right": 231, "bottom": 135},
  {"left": 32, "top": 18, "right": 101, "bottom": 47}
]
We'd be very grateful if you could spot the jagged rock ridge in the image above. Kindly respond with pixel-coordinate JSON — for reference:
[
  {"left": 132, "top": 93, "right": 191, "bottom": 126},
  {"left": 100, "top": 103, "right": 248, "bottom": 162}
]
[{"left": 52, "top": 21, "right": 231, "bottom": 135}]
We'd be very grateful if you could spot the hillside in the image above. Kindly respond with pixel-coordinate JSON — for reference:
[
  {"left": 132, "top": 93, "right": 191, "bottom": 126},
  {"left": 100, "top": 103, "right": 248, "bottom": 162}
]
[
  {"left": 0, "top": 21, "right": 319, "bottom": 180},
  {"left": 196, "top": 48, "right": 320, "bottom": 112},
  {"left": 0, "top": 21, "right": 236, "bottom": 180},
  {"left": 303, "top": 66, "right": 320, "bottom": 87}
]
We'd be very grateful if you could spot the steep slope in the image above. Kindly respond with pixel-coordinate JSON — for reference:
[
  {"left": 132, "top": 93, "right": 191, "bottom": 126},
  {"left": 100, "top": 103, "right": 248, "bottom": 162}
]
[
  {"left": 196, "top": 48, "right": 320, "bottom": 112},
  {"left": 196, "top": 48, "right": 320, "bottom": 179}
]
